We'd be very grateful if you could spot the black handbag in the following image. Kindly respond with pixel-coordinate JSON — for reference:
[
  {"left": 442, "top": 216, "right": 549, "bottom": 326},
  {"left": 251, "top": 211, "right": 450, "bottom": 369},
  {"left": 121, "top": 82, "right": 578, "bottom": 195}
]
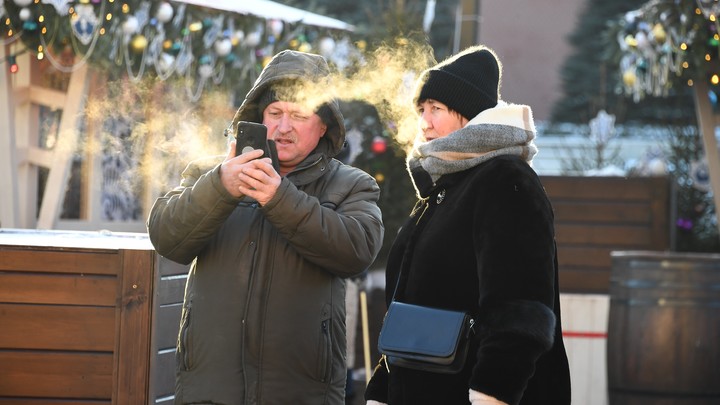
[
  {"left": 377, "top": 199, "right": 475, "bottom": 374},
  {"left": 378, "top": 300, "right": 475, "bottom": 374}
]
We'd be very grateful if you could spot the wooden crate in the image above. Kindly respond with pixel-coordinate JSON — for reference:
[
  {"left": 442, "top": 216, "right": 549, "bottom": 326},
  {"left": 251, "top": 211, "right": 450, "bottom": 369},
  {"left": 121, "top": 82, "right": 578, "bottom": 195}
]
[
  {"left": 541, "top": 176, "right": 670, "bottom": 294},
  {"left": 0, "top": 229, "right": 187, "bottom": 405}
]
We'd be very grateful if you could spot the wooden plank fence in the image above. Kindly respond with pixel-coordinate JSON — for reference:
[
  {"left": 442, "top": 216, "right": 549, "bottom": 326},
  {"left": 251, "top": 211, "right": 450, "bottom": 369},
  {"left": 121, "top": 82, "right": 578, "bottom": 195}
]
[
  {"left": 541, "top": 176, "right": 671, "bottom": 293},
  {"left": 0, "top": 230, "right": 186, "bottom": 405}
]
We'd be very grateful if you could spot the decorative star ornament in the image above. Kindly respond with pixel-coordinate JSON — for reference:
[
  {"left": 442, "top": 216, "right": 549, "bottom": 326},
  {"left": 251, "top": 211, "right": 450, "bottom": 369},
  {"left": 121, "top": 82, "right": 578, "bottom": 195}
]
[{"left": 71, "top": 4, "right": 98, "bottom": 45}]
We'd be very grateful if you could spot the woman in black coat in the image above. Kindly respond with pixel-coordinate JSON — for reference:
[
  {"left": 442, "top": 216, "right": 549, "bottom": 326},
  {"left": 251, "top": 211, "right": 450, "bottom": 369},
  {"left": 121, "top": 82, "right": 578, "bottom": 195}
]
[{"left": 364, "top": 45, "right": 571, "bottom": 405}]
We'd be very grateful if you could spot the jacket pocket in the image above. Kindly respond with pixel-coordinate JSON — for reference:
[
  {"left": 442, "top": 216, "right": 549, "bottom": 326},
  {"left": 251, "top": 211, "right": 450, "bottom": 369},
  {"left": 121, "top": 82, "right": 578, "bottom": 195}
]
[
  {"left": 177, "top": 302, "right": 193, "bottom": 371},
  {"left": 316, "top": 307, "right": 332, "bottom": 382}
]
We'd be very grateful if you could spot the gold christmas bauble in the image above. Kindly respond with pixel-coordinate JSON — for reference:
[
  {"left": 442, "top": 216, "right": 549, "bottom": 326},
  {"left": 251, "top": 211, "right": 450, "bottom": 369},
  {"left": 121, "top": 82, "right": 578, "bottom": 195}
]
[
  {"left": 652, "top": 24, "right": 666, "bottom": 43},
  {"left": 623, "top": 69, "right": 637, "bottom": 87},
  {"left": 131, "top": 35, "right": 148, "bottom": 53}
]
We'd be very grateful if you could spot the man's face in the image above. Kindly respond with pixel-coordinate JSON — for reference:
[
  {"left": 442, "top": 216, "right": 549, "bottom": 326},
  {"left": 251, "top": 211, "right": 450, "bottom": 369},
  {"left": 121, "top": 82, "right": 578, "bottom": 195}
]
[{"left": 262, "top": 101, "right": 327, "bottom": 176}]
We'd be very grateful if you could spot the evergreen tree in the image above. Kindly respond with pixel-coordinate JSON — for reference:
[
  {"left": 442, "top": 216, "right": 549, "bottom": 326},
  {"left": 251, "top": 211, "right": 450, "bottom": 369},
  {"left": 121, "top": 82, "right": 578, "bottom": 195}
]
[{"left": 551, "top": 0, "right": 694, "bottom": 125}]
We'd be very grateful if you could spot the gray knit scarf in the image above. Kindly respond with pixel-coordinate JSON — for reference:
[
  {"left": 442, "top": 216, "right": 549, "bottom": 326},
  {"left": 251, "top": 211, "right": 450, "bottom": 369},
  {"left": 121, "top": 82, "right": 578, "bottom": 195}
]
[{"left": 407, "top": 102, "right": 538, "bottom": 182}]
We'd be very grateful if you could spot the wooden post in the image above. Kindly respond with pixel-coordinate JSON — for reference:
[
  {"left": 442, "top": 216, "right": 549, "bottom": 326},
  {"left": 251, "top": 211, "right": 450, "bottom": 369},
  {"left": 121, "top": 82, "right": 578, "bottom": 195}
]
[
  {"left": 692, "top": 80, "right": 720, "bottom": 238},
  {"left": 113, "top": 249, "right": 154, "bottom": 405},
  {"left": 36, "top": 62, "right": 88, "bottom": 229},
  {"left": 360, "top": 290, "right": 372, "bottom": 385},
  {"left": 0, "top": 44, "right": 19, "bottom": 228}
]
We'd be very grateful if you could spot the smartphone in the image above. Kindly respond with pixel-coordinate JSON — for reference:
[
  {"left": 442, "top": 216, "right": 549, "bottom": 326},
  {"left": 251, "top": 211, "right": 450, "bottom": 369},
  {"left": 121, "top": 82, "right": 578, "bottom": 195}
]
[{"left": 235, "top": 121, "right": 279, "bottom": 172}]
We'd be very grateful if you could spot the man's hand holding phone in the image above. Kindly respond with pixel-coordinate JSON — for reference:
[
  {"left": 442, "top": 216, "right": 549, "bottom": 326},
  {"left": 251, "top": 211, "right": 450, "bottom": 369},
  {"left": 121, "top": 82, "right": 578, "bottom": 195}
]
[{"left": 220, "top": 121, "right": 281, "bottom": 205}]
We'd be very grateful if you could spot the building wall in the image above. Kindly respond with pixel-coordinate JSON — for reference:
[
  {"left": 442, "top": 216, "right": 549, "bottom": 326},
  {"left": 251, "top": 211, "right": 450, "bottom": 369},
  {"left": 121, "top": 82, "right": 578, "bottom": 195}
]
[{"left": 477, "top": 0, "right": 587, "bottom": 122}]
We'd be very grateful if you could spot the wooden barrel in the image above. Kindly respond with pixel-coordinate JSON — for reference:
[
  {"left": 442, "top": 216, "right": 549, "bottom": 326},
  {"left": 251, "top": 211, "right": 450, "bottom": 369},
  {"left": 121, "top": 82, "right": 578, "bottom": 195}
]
[{"left": 608, "top": 251, "right": 720, "bottom": 405}]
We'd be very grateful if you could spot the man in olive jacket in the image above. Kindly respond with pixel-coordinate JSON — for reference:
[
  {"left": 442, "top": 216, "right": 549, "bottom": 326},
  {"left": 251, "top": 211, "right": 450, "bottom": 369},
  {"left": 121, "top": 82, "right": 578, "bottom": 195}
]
[{"left": 147, "top": 50, "right": 384, "bottom": 405}]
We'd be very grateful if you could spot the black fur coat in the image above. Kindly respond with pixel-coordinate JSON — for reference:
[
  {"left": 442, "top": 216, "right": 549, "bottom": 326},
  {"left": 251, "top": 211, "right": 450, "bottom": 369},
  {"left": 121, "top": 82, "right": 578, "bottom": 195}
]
[{"left": 365, "top": 155, "right": 571, "bottom": 405}]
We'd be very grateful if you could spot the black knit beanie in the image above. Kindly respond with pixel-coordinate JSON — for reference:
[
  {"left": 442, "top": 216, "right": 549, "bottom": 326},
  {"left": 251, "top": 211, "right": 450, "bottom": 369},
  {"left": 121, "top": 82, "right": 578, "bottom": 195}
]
[{"left": 415, "top": 45, "right": 501, "bottom": 120}]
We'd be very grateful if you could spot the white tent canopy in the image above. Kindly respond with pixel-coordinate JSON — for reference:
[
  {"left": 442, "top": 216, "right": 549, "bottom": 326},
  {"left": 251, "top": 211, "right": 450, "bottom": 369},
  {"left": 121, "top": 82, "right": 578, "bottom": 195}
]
[{"left": 173, "top": 0, "right": 355, "bottom": 31}]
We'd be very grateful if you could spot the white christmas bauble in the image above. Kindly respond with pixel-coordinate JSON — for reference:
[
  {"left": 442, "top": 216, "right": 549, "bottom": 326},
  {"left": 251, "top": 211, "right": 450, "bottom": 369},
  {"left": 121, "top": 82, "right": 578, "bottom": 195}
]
[
  {"left": 268, "top": 19, "right": 284, "bottom": 37},
  {"left": 156, "top": 2, "right": 174, "bottom": 24},
  {"left": 635, "top": 31, "right": 649, "bottom": 50},
  {"left": 319, "top": 37, "right": 335, "bottom": 57},
  {"left": 198, "top": 64, "right": 213, "bottom": 79},
  {"left": 123, "top": 16, "right": 139, "bottom": 35},
  {"left": 158, "top": 53, "right": 175, "bottom": 70},
  {"left": 214, "top": 38, "right": 232, "bottom": 56},
  {"left": 245, "top": 31, "right": 261, "bottom": 47},
  {"left": 19, "top": 7, "right": 31, "bottom": 21},
  {"left": 14, "top": 0, "right": 33, "bottom": 7}
]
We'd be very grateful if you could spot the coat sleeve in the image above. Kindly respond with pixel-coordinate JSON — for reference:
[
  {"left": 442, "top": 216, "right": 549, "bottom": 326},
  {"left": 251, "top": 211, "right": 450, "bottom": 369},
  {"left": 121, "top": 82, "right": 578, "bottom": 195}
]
[
  {"left": 364, "top": 356, "right": 389, "bottom": 403},
  {"left": 261, "top": 165, "right": 384, "bottom": 278},
  {"left": 468, "top": 160, "right": 558, "bottom": 405},
  {"left": 146, "top": 159, "right": 240, "bottom": 265}
]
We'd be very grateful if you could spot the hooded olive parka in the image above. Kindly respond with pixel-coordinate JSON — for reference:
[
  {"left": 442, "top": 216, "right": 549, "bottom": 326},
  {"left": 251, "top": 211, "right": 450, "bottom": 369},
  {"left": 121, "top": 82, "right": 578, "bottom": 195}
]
[{"left": 148, "top": 50, "right": 384, "bottom": 405}]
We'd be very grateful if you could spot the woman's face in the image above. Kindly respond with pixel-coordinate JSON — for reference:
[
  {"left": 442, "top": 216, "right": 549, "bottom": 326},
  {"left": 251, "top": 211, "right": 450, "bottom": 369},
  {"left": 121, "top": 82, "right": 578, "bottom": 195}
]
[{"left": 417, "top": 99, "right": 468, "bottom": 141}]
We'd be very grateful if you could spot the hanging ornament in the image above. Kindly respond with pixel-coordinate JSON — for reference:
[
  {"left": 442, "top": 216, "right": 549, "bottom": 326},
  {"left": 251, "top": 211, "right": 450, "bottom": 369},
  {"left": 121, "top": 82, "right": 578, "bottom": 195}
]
[
  {"left": 214, "top": 38, "right": 232, "bottom": 57},
  {"left": 268, "top": 19, "right": 283, "bottom": 37},
  {"left": 625, "top": 35, "right": 638, "bottom": 48},
  {"left": 198, "top": 63, "right": 213, "bottom": 79},
  {"left": 232, "top": 29, "right": 245, "bottom": 46},
  {"left": 298, "top": 42, "right": 312, "bottom": 53},
  {"left": 651, "top": 23, "right": 666, "bottom": 44},
  {"left": 169, "top": 40, "right": 182, "bottom": 55},
  {"left": 8, "top": 55, "right": 19, "bottom": 73},
  {"left": 14, "top": 0, "right": 33, "bottom": 7},
  {"left": 635, "top": 31, "right": 650, "bottom": 51},
  {"left": 71, "top": 4, "right": 99, "bottom": 45},
  {"left": 156, "top": 2, "right": 173, "bottom": 24},
  {"left": 123, "top": 16, "right": 140, "bottom": 35},
  {"left": 623, "top": 69, "right": 637, "bottom": 87},
  {"left": 371, "top": 136, "right": 388, "bottom": 154},
  {"left": 19, "top": 7, "right": 32, "bottom": 21},
  {"left": 42, "top": 0, "right": 71, "bottom": 16},
  {"left": 188, "top": 21, "right": 203, "bottom": 32},
  {"left": 245, "top": 30, "right": 262, "bottom": 47},
  {"left": 319, "top": 37, "right": 335, "bottom": 57},
  {"left": 130, "top": 34, "right": 148, "bottom": 53},
  {"left": 157, "top": 52, "right": 175, "bottom": 72}
]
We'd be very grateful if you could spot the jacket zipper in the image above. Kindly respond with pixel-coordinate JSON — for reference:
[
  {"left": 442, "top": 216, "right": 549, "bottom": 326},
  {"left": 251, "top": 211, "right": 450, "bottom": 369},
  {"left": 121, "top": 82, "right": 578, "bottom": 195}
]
[{"left": 318, "top": 319, "right": 331, "bottom": 382}]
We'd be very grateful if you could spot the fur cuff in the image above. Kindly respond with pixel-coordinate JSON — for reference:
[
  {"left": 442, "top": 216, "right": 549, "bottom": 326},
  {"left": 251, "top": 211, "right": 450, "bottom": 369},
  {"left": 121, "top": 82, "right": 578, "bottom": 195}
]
[{"left": 477, "top": 300, "right": 556, "bottom": 350}]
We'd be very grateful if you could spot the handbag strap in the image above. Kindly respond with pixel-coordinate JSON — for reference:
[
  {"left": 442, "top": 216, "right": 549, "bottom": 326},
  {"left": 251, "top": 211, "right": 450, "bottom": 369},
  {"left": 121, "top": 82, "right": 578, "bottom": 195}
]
[{"left": 391, "top": 198, "right": 432, "bottom": 302}]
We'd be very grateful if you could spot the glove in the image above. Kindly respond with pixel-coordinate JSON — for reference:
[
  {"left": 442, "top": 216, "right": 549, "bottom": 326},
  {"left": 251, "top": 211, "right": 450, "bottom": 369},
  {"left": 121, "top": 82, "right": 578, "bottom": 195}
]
[
  {"left": 469, "top": 389, "right": 509, "bottom": 405},
  {"left": 366, "top": 401, "right": 387, "bottom": 405}
]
